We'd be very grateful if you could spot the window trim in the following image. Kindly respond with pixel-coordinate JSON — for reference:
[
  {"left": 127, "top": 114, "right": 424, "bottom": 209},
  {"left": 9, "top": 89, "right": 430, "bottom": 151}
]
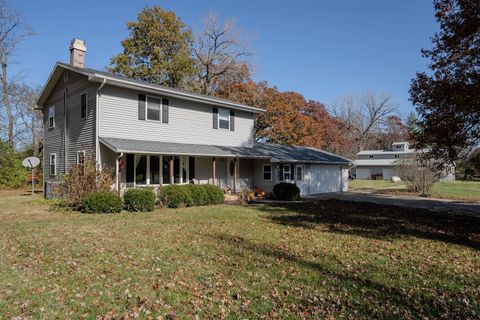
[
  {"left": 218, "top": 108, "right": 230, "bottom": 130},
  {"left": 296, "top": 165, "right": 303, "bottom": 181},
  {"left": 80, "top": 91, "right": 88, "bottom": 119},
  {"left": 76, "top": 150, "right": 86, "bottom": 165},
  {"left": 50, "top": 153, "right": 57, "bottom": 176},
  {"left": 283, "top": 165, "right": 291, "bottom": 181},
  {"left": 48, "top": 106, "right": 55, "bottom": 128},
  {"left": 145, "top": 95, "right": 163, "bottom": 122},
  {"left": 262, "top": 164, "right": 272, "bottom": 181}
]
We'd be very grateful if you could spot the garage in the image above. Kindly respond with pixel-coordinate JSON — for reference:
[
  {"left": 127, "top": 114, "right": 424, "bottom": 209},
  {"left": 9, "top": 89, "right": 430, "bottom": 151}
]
[{"left": 309, "top": 165, "right": 343, "bottom": 194}]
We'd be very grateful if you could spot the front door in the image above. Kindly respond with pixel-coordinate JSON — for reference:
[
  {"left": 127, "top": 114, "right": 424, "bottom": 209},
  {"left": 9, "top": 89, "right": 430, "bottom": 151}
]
[
  {"left": 295, "top": 164, "right": 306, "bottom": 195},
  {"left": 226, "top": 158, "right": 234, "bottom": 190}
]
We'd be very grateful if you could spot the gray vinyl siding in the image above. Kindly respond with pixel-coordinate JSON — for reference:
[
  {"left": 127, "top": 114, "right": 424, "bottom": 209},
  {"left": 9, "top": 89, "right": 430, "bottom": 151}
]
[
  {"left": 98, "top": 85, "right": 255, "bottom": 147},
  {"left": 252, "top": 159, "right": 276, "bottom": 192},
  {"left": 238, "top": 159, "right": 253, "bottom": 190},
  {"left": 42, "top": 70, "right": 97, "bottom": 183}
]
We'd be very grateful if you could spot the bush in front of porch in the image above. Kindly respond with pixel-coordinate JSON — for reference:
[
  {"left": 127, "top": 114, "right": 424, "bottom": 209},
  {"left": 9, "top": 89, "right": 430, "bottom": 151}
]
[
  {"left": 273, "top": 182, "right": 301, "bottom": 201},
  {"left": 158, "top": 184, "right": 224, "bottom": 208},
  {"left": 124, "top": 188, "right": 156, "bottom": 212}
]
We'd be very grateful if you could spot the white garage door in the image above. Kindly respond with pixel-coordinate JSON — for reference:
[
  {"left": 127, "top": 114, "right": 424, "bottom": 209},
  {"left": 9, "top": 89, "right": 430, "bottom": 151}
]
[{"left": 310, "top": 165, "right": 342, "bottom": 194}]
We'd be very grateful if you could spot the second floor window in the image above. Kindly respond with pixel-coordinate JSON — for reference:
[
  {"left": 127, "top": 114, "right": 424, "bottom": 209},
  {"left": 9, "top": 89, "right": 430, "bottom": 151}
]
[
  {"left": 369, "top": 155, "right": 374, "bottom": 159},
  {"left": 147, "top": 96, "right": 162, "bottom": 121},
  {"left": 218, "top": 108, "right": 230, "bottom": 129},
  {"left": 80, "top": 93, "right": 87, "bottom": 118},
  {"left": 48, "top": 106, "right": 55, "bottom": 128}
]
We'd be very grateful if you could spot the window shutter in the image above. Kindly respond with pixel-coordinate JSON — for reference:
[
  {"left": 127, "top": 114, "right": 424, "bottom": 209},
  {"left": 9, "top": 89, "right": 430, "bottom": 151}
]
[
  {"left": 138, "top": 94, "right": 146, "bottom": 120},
  {"left": 162, "top": 98, "right": 169, "bottom": 123},
  {"left": 213, "top": 108, "right": 218, "bottom": 129},
  {"left": 230, "top": 110, "right": 235, "bottom": 131}
]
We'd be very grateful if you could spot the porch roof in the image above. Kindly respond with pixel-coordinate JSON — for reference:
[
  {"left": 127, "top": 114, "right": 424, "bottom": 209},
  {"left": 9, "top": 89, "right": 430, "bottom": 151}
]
[{"left": 99, "top": 137, "right": 352, "bottom": 165}]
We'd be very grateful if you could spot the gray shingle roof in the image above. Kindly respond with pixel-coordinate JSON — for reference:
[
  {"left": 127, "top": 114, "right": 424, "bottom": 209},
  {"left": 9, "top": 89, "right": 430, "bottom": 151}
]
[
  {"left": 38, "top": 62, "right": 263, "bottom": 113},
  {"left": 100, "top": 137, "right": 352, "bottom": 164}
]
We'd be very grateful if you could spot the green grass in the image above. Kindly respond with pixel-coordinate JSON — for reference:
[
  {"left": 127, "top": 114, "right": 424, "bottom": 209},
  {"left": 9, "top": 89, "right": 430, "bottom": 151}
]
[
  {"left": 350, "top": 179, "right": 480, "bottom": 202},
  {"left": 1, "top": 190, "right": 480, "bottom": 319},
  {"left": 431, "top": 181, "right": 480, "bottom": 202}
]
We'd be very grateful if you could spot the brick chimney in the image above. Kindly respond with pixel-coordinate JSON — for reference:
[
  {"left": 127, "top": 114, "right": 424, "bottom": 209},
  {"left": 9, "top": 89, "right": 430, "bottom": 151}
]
[{"left": 69, "top": 38, "right": 86, "bottom": 67}]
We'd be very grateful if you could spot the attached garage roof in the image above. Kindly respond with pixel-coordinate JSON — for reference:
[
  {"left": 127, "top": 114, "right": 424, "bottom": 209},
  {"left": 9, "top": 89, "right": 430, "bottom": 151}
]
[{"left": 100, "top": 137, "right": 352, "bottom": 165}]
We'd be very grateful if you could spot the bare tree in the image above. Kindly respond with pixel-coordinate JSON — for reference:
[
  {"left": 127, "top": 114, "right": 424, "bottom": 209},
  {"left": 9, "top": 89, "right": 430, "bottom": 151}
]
[
  {"left": 331, "top": 91, "right": 399, "bottom": 152},
  {"left": 0, "top": 1, "right": 33, "bottom": 146},
  {"left": 9, "top": 83, "right": 41, "bottom": 153},
  {"left": 193, "top": 11, "right": 253, "bottom": 95}
]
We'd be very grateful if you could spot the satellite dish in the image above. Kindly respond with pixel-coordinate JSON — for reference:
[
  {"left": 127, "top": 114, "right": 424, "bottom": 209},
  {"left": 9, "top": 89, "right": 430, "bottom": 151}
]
[{"left": 22, "top": 156, "right": 40, "bottom": 169}]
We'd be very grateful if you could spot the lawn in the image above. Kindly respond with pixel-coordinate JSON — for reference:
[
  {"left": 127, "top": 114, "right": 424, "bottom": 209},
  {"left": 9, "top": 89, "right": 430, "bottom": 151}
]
[
  {"left": 350, "top": 179, "right": 480, "bottom": 202},
  {"left": 1, "top": 190, "right": 480, "bottom": 319}
]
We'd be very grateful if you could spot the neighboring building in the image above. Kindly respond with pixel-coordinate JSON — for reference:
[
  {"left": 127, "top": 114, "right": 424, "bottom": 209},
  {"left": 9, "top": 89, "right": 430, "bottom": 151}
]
[
  {"left": 354, "top": 142, "right": 415, "bottom": 180},
  {"left": 354, "top": 141, "right": 455, "bottom": 181},
  {"left": 36, "top": 39, "right": 352, "bottom": 198}
]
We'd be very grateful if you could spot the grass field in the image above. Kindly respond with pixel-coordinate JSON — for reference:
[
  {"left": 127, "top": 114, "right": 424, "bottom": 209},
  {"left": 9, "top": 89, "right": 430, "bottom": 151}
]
[
  {"left": 1, "top": 190, "right": 480, "bottom": 319},
  {"left": 350, "top": 180, "right": 480, "bottom": 202}
]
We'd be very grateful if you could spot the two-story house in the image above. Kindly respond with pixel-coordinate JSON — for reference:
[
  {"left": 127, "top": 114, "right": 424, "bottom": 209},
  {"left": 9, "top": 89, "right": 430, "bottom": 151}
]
[{"left": 36, "top": 39, "right": 352, "bottom": 197}]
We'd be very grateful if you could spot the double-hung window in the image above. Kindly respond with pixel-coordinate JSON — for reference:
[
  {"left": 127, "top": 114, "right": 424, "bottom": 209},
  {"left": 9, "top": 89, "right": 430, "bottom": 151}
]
[
  {"left": 296, "top": 166, "right": 303, "bottom": 181},
  {"left": 80, "top": 93, "right": 87, "bottom": 119},
  {"left": 50, "top": 154, "right": 57, "bottom": 176},
  {"left": 146, "top": 96, "right": 162, "bottom": 121},
  {"left": 48, "top": 106, "right": 55, "bottom": 128},
  {"left": 77, "top": 150, "right": 86, "bottom": 165},
  {"left": 284, "top": 165, "right": 291, "bottom": 180},
  {"left": 218, "top": 108, "right": 230, "bottom": 129},
  {"left": 263, "top": 164, "right": 272, "bottom": 181}
]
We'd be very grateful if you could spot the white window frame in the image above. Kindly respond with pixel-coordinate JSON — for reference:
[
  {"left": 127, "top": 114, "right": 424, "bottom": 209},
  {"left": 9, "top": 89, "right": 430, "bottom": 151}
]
[
  {"left": 77, "top": 150, "right": 86, "bottom": 164},
  {"left": 48, "top": 106, "right": 55, "bottom": 128},
  {"left": 218, "top": 108, "right": 230, "bottom": 130},
  {"left": 283, "top": 165, "right": 291, "bottom": 181},
  {"left": 296, "top": 165, "right": 303, "bottom": 181},
  {"left": 80, "top": 92, "right": 88, "bottom": 119},
  {"left": 130, "top": 155, "right": 190, "bottom": 187},
  {"left": 262, "top": 164, "right": 272, "bottom": 181},
  {"left": 146, "top": 95, "right": 162, "bottom": 122},
  {"left": 50, "top": 153, "right": 57, "bottom": 176}
]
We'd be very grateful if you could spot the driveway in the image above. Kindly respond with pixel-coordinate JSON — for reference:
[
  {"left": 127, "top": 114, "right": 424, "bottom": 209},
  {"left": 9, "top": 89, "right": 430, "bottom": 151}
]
[{"left": 306, "top": 191, "right": 480, "bottom": 216}]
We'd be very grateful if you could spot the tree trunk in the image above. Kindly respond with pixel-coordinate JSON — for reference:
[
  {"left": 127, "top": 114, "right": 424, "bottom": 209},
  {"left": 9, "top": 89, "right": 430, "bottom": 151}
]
[{"left": 1, "top": 57, "right": 13, "bottom": 147}]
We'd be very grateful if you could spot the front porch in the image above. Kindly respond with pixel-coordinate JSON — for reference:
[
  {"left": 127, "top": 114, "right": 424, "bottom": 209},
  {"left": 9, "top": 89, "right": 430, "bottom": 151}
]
[{"left": 116, "top": 153, "right": 247, "bottom": 193}]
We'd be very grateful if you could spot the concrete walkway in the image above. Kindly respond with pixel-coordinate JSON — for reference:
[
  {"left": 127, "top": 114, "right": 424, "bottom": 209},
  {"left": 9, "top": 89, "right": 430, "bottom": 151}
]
[{"left": 306, "top": 191, "right": 480, "bottom": 216}]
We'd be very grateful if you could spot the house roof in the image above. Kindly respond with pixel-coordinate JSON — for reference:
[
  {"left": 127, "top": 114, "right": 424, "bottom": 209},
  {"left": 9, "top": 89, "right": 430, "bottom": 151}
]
[
  {"left": 355, "top": 159, "right": 398, "bottom": 166},
  {"left": 99, "top": 137, "right": 353, "bottom": 165},
  {"left": 35, "top": 62, "right": 265, "bottom": 114},
  {"left": 357, "top": 149, "right": 417, "bottom": 155}
]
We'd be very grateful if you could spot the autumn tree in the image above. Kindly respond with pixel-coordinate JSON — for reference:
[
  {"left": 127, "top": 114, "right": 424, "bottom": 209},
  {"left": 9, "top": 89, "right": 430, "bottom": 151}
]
[
  {"left": 109, "top": 6, "right": 195, "bottom": 88},
  {"left": 410, "top": 0, "right": 480, "bottom": 163},
  {"left": 193, "top": 11, "right": 252, "bottom": 95}
]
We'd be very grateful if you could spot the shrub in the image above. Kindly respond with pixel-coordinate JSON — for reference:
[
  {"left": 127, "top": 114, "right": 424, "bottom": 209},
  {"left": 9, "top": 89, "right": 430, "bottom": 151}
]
[
  {"left": 63, "top": 153, "right": 113, "bottom": 209},
  {"left": 123, "top": 188, "right": 156, "bottom": 212},
  {"left": 395, "top": 157, "right": 440, "bottom": 197},
  {"left": 201, "top": 184, "right": 224, "bottom": 205},
  {"left": 158, "top": 184, "right": 224, "bottom": 208},
  {"left": 158, "top": 185, "right": 194, "bottom": 208},
  {"left": 273, "top": 182, "right": 301, "bottom": 201},
  {"left": 82, "top": 192, "right": 122, "bottom": 213},
  {"left": 0, "top": 141, "right": 27, "bottom": 188},
  {"left": 185, "top": 184, "right": 208, "bottom": 206}
]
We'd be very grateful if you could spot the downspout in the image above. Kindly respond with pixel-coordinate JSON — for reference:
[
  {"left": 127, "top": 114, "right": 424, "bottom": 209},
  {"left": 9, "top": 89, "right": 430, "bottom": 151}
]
[
  {"left": 63, "top": 88, "right": 68, "bottom": 176},
  {"left": 116, "top": 152, "right": 124, "bottom": 195},
  {"left": 95, "top": 78, "right": 107, "bottom": 167}
]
